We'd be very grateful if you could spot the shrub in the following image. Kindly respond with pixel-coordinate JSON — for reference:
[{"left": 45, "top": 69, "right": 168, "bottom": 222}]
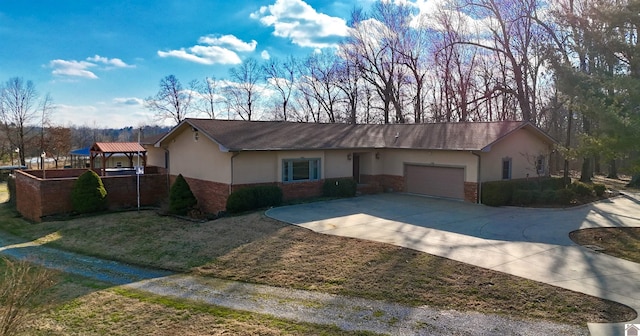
[
  {"left": 540, "top": 190, "right": 558, "bottom": 204},
  {"left": 169, "top": 174, "right": 197, "bottom": 216},
  {"left": 593, "top": 183, "right": 606, "bottom": 197},
  {"left": 512, "top": 189, "right": 534, "bottom": 205},
  {"left": 481, "top": 181, "right": 513, "bottom": 206},
  {"left": 511, "top": 180, "right": 537, "bottom": 191},
  {"left": 226, "top": 185, "right": 283, "bottom": 214},
  {"left": 0, "top": 257, "right": 58, "bottom": 336},
  {"left": 6, "top": 175, "right": 16, "bottom": 208},
  {"left": 540, "top": 177, "right": 569, "bottom": 191},
  {"left": 71, "top": 170, "right": 107, "bottom": 214},
  {"left": 323, "top": 178, "right": 357, "bottom": 198},
  {"left": 571, "top": 181, "right": 593, "bottom": 197},
  {"left": 556, "top": 188, "right": 576, "bottom": 205},
  {"left": 252, "top": 185, "right": 283, "bottom": 208}
]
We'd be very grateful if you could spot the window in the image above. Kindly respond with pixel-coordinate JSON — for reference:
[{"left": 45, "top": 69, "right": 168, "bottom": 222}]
[
  {"left": 536, "top": 155, "right": 545, "bottom": 176},
  {"left": 283, "top": 158, "right": 320, "bottom": 182},
  {"left": 502, "top": 157, "right": 512, "bottom": 180}
]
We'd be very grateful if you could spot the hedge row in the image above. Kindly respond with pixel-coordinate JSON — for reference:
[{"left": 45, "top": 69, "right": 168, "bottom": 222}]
[
  {"left": 323, "top": 178, "right": 357, "bottom": 198},
  {"left": 226, "top": 185, "right": 283, "bottom": 213},
  {"left": 482, "top": 177, "right": 605, "bottom": 207}
]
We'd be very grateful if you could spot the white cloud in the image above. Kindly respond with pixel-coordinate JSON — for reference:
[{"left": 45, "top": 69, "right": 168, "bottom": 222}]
[
  {"left": 49, "top": 60, "right": 98, "bottom": 79},
  {"left": 54, "top": 103, "right": 159, "bottom": 128},
  {"left": 113, "top": 97, "right": 144, "bottom": 106},
  {"left": 251, "top": 0, "right": 349, "bottom": 49},
  {"left": 198, "top": 34, "right": 257, "bottom": 52},
  {"left": 261, "top": 50, "right": 271, "bottom": 60},
  {"left": 86, "top": 55, "right": 134, "bottom": 68},
  {"left": 158, "top": 34, "right": 257, "bottom": 65},
  {"left": 48, "top": 55, "right": 134, "bottom": 79}
]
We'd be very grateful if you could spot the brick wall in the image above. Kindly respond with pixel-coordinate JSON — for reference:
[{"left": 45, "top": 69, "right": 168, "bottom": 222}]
[
  {"left": 464, "top": 182, "right": 479, "bottom": 203},
  {"left": 278, "top": 181, "right": 324, "bottom": 200},
  {"left": 178, "top": 176, "right": 230, "bottom": 215},
  {"left": 361, "top": 174, "right": 404, "bottom": 193},
  {"left": 16, "top": 169, "right": 169, "bottom": 222}
]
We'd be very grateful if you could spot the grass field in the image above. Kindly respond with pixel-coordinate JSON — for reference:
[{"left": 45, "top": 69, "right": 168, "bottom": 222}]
[{"left": 0, "top": 197, "right": 636, "bottom": 335}]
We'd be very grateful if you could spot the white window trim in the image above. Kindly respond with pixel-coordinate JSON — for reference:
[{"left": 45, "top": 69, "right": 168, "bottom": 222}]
[{"left": 282, "top": 158, "right": 321, "bottom": 183}]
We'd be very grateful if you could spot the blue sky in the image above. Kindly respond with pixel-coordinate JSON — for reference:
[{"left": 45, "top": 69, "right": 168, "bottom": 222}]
[{"left": 0, "top": 0, "right": 368, "bottom": 128}]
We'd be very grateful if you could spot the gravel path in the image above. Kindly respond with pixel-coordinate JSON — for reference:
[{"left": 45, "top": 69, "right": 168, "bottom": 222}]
[{"left": 0, "top": 231, "right": 588, "bottom": 335}]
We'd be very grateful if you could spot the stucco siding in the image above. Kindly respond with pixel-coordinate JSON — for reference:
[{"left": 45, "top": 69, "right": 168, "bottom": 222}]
[
  {"left": 379, "top": 149, "right": 478, "bottom": 182},
  {"left": 145, "top": 146, "right": 166, "bottom": 168},
  {"left": 233, "top": 151, "right": 278, "bottom": 184},
  {"left": 167, "top": 128, "right": 232, "bottom": 183},
  {"left": 324, "top": 150, "right": 352, "bottom": 178},
  {"left": 480, "top": 128, "right": 552, "bottom": 182}
]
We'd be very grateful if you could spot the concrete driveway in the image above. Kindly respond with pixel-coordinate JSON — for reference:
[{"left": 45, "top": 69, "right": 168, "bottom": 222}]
[{"left": 266, "top": 192, "right": 640, "bottom": 336}]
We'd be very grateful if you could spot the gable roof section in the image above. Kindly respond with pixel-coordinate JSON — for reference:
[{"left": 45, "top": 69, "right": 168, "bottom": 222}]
[
  {"left": 157, "top": 119, "right": 555, "bottom": 152},
  {"left": 91, "top": 142, "right": 146, "bottom": 153}
]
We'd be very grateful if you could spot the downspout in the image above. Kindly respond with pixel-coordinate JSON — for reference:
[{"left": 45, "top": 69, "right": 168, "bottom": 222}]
[
  {"left": 230, "top": 151, "right": 240, "bottom": 195},
  {"left": 471, "top": 151, "right": 482, "bottom": 204}
]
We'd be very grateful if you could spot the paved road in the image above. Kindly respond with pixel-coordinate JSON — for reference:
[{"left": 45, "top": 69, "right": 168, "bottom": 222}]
[{"left": 267, "top": 192, "right": 640, "bottom": 336}]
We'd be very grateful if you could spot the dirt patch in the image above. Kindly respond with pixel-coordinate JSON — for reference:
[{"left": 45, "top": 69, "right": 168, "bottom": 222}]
[{"left": 570, "top": 228, "right": 640, "bottom": 263}]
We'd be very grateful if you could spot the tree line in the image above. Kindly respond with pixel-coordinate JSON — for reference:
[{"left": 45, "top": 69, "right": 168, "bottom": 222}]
[
  {"left": 146, "top": 0, "right": 640, "bottom": 181},
  {"left": 0, "top": 77, "right": 167, "bottom": 167}
]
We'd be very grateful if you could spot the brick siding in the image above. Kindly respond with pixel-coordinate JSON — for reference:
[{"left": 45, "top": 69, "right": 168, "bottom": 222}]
[
  {"left": 16, "top": 169, "right": 169, "bottom": 222},
  {"left": 464, "top": 182, "right": 479, "bottom": 203},
  {"left": 177, "top": 176, "right": 230, "bottom": 215}
]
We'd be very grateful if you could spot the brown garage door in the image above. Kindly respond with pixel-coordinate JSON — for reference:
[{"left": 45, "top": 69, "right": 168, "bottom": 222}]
[{"left": 405, "top": 165, "right": 465, "bottom": 199}]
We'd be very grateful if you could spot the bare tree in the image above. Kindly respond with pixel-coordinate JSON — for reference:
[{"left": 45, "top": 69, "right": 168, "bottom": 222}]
[
  {"left": 342, "top": 5, "right": 408, "bottom": 124},
  {"left": 226, "top": 58, "right": 264, "bottom": 121},
  {"left": 0, "top": 78, "right": 53, "bottom": 166},
  {"left": 194, "top": 77, "right": 223, "bottom": 119},
  {"left": 263, "top": 56, "right": 298, "bottom": 121},
  {"left": 145, "top": 75, "right": 195, "bottom": 125}
]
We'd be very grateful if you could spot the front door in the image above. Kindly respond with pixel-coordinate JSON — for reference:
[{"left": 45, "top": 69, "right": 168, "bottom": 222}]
[{"left": 352, "top": 153, "right": 360, "bottom": 183}]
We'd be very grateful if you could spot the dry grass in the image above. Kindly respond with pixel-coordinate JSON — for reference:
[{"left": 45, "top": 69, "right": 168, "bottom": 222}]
[
  {"left": 0, "top": 199, "right": 636, "bottom": 328},
  {"left": 570, "top": 228, "right": 640, "bottom": 263},
  {"left": 19, "top": 289, "right": 370, "bottom": 336},
  {"left": 196, "top": 224, "right": 635, "bottom": 325}
]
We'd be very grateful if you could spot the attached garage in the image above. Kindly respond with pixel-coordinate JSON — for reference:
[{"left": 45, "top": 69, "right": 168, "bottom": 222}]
[{"left": 405, "top": 165, "right": 465, "bottom": 200}]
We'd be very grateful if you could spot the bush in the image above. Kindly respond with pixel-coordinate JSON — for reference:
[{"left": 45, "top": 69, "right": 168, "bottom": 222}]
[
  {"left": 71, "top": 170, "right": 107, "bottom": 214},
  {"left": 571, "top": 181, "right": 593, "bottom": 197},
  {"left": 169, "top": 174, "right": 197, "bottom": 216},
  {"left": 481, "top": 181, "right": 513, "bottom": 206},
  {"left": 556, "top": 189, "right": 576, "bottom": 205},
  {"left": 540, "top": 177, "right": 569, "bottom": 191},
  {"left": 628, "top": 174, "right": 640, "bottom": 187},
  {"left": 512, "top": 189, "right": 534, "bottom": 205},
  {"left": 252, "top": 185, "right": 283, "bottom": 209},
  {"left": 593, "top": 183, "right": 606, "bottom": 197},
  {"left": 226, "top": 185, "right": 283, "bottom": 214},
  {"left": 540, "top": 190, "right": 558, "bottom": 204},
  {"left": 323, "top": 178, "right": 357, "bottom": 198},
  {"left": 6, "top": 175, "right": 16, "bottom": 208}
]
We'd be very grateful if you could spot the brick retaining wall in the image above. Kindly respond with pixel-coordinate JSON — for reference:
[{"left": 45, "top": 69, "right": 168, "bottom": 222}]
[{"left": 16, "top": 169, "right": 169, "bottom": 222}]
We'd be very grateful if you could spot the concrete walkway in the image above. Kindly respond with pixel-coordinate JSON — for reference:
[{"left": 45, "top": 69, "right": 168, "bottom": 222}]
[{"left": 266, "top": 192, "right": 640, "bottom": 336}]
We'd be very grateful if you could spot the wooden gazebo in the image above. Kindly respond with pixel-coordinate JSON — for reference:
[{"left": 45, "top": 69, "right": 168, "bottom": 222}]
[{"left": 89, "top": 142, "right": 147, "bottom": 176}]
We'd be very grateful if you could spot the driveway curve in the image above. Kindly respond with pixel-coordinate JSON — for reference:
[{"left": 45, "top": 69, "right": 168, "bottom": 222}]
[{"left": 266, "top": 192, "right": 640, "bottom": 336}]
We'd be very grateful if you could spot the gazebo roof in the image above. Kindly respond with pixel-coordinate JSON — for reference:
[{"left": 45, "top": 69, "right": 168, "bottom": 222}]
[{"left": 90, "top": 142, "right": 146, "bottom": 153}]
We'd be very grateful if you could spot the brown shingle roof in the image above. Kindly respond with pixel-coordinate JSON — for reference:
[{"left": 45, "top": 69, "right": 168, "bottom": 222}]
[
  {"left": 91, "top": 142, "right": 146, "bottom": 153},
  {"left": 164, "top": 119, "right": 553, "bottom": 152}
]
